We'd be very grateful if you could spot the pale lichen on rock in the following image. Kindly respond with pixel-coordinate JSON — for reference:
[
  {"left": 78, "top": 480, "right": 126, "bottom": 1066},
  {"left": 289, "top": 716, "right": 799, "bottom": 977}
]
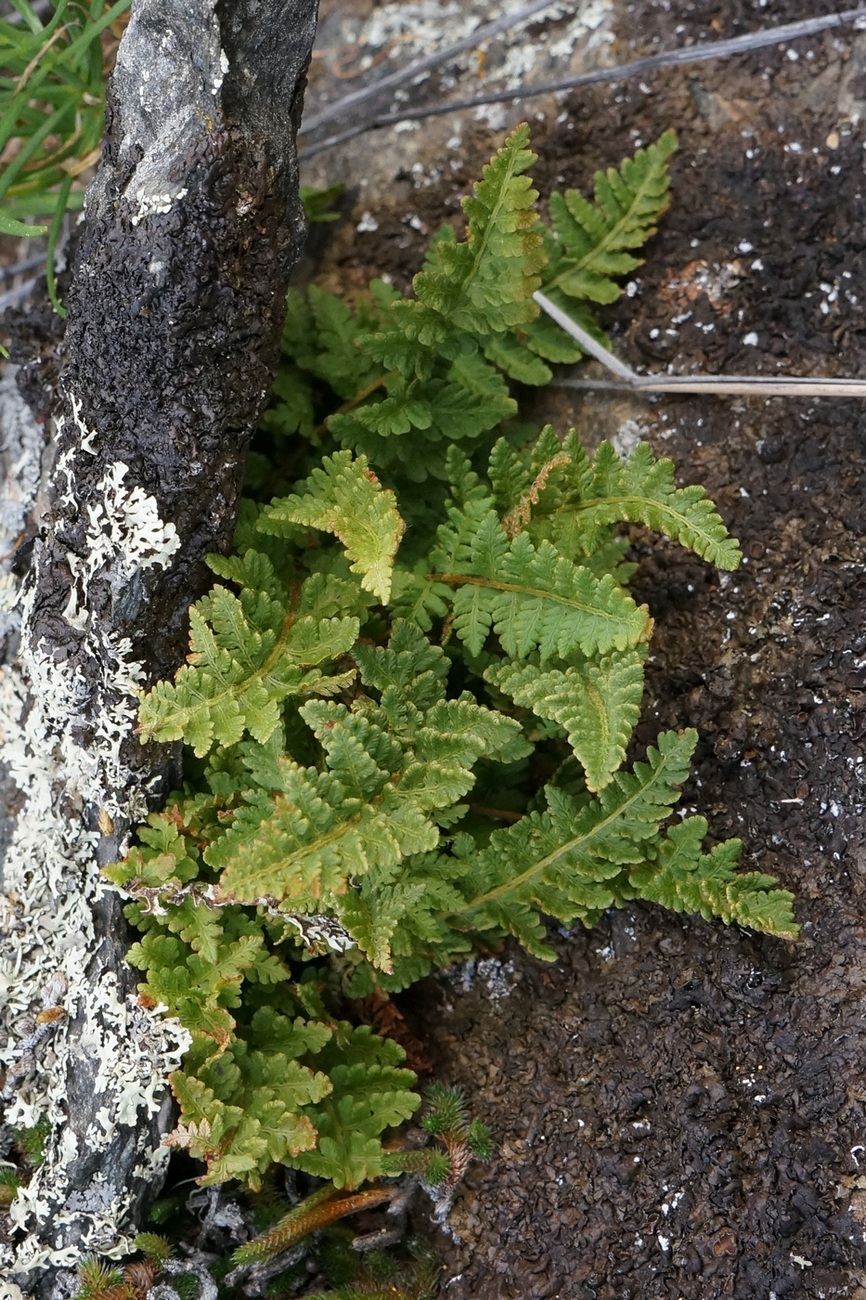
[
  {"left": 0, "top": 394, "right": 191, "bottom": 1277},
  {"left": 0, "top": 1, "right": 318, "bottom": 1285}
]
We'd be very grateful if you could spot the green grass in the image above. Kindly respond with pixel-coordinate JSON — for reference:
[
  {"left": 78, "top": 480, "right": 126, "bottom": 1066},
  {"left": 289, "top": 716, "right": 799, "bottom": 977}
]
[{"left": 0, "top": 0, "right": 130, "bottom": 308}]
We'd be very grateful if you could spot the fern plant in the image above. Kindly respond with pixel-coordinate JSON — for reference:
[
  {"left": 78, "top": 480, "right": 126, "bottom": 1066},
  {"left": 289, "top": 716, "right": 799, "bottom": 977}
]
[{"left": 107, "top": 125, "right": 796, "bottom": 1245}]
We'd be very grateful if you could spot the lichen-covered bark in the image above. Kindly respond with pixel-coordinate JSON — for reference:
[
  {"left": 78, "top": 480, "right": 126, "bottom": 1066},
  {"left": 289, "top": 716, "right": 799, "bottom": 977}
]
[{"left": 0, "top": 0, "right": 319, "bottom": 1289}]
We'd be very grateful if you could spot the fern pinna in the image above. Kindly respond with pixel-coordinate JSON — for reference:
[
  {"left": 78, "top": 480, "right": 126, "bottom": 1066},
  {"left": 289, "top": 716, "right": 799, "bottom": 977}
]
[{"left": 108, "top": 125, "right": 795, "bottom": 1220}]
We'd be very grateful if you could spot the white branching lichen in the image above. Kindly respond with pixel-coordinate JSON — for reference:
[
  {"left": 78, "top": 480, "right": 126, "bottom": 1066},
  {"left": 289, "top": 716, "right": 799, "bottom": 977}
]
[{"left": 0, "top": 392, "right": 189, "bottom": 1277}]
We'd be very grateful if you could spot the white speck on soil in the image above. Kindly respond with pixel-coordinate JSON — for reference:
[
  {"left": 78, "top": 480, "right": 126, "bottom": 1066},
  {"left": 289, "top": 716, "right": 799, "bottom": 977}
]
[
  {"left": 611, "top": 419, "right": 648, "bottom": 461},
  {"left": 445, "top": 956, "right": 519, "bottom": 1001}
]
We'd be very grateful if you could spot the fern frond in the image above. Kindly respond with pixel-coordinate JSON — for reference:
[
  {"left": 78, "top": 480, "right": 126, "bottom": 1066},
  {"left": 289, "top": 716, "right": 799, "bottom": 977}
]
[
  {"left": 630, "top": 817, "right": 798, "bottom": 938},
  {"left": 167, "top": 1007, "right": 337, "bottom": 1187},
  {"left": 488, "top": 436, "right": 531, "bottom": 512},
  {"left": 295, "top": 1025, "right": 420, "bottom": 1188},
  {"left": 129, "top": 927, "right": 268, "bottom": 1051},
  {"left": 457, "top": 730, "right": 698, "bottom": 956},
  {"left": 547, "top": 129, "right": 677, "bottom": 304},
  {"left": 345, "top": 850, "right": 476, "bottom": 992},
  {"left": 413, "top": 122, "right": 545, "bottom": 336},
  {"left": 329, "top": 356, "right": 517, "bottom": 482},
  {"left": 279, "top": 284, "right": 385, "bottom": 399},
  {"left": 258, "top": 451, "right": 405, "bottom": 603},
  {"left": 104, "top": 812, "right": 201, "bottom": 890},
  {"left": 432, "top": 509, "right": 650, "bottom": 658},
  {"left": 138, "top": 563, "right": 361, "bottom": 755},
  {"left": 533, "top": 436, "right": 742, "bottom": 570},
  {"left": 352, "top": 617, "right": 450, "bottom": 703},
  {"left": 323, "top": 126, "right": 545, "bottom": 479},
  {"left": 208, "top": 627, "right": 526, "bottom": 936},
  {"left": 207, "top": 758, "right": 438, "bottom": 906},
  {"left": 487, "top": 646, "right": 646, "bottom": 791}
]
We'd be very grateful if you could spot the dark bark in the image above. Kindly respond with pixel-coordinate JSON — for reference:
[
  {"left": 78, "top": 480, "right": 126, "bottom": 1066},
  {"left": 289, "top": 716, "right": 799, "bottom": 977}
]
[
  {"left": 36, "top": 0, "right": 315, "bottom": 694},
  {"left": 0, "top": 1, "right": 319, "bottom": 1290}
]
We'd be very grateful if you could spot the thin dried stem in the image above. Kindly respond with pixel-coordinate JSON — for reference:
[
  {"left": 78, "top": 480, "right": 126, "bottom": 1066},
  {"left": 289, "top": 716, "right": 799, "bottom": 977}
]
[
  {"left": 301, "top": 7, "right": 866, "bottom": 156},
  {"left": 302, "top": 0, "right": 556, "bottom": 135},
  {"left": 533, "top": 291, "right": 866, "bottom": 400}
]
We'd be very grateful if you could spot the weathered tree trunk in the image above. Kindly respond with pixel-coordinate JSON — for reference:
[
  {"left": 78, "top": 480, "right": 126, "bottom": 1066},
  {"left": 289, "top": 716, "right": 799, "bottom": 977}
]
[{"left": 0, "top": 1, "right": 319, "bottom": 1291}]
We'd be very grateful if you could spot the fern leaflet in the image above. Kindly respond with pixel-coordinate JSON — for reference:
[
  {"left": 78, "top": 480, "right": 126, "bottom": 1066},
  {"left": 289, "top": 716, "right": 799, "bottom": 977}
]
[
  {"left": 258, "top": 450, "right": 405, "bottom": 603},
  {"left": 138, "top": 562, "right": 364, "bottom": 756},
  {"left": 629, "top": 817, "right": 797, "bottom": 938},
  {"left": 431, "top": 508, "right": 650, "bottom": 658},
  {"left": 412, "top": 122, "right": 545, "bottom": 335},
  {"left": 486, "top": 646, "right": 647, "bottom": 791},
  {"left": 457, "top": 729, "right": 698, "bottom": 957},
  {"left": 531, "top": 435, "right": 742, "bottom": 570},
  {"left": 547, "top": 129, "right": 678, "bottom": 304}
]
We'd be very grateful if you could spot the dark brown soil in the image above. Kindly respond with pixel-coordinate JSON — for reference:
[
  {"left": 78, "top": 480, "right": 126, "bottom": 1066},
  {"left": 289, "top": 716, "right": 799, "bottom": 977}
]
[{"left": 305, "top": 0, "right": 866, "bottom": 1293}]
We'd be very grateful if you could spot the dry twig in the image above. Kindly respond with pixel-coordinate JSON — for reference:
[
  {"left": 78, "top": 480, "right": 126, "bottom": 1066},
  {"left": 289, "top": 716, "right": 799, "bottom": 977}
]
[
  {"left": 534, "top": 291, "right": 866, "bottom": 400},
  {"left": 300, "top": 6, "right": 866, "bottom": 156}
]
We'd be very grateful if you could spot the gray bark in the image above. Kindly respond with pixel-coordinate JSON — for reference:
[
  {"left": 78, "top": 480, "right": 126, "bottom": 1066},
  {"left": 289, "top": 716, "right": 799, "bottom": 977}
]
[{"left": 0, "top": 1, "right": 319, "bottom": 1291}]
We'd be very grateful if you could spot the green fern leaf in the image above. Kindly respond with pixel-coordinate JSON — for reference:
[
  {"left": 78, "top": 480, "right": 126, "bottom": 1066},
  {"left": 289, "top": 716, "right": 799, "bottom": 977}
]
[
  {"left": 138, "top": 564, "right": 360, "bottom": 756},
  {"left": 165, "top": 896, "right": 225, "bottom": 965},
  {"left": 535, "top": 436, "right": 742, "bottom": 570},
  {"left": 258, "top": 451, "right": 405, "bottom": 603},
  {"left": 305, "top": 284, "right": 378, "bottom": 398},
  {"left": 630, "top": 817, "right": 798, "bottom": 938},
  {"left": 208, "top": 760, "right": 438, "bottom": 906},
  {"left": 352, "top": 617, "right": 450, "bottom": 703},
  {"left": 517, "top": 293, "right": 592, "bottom": 367},
  {"left": 457, "top": 729, "right": 698, "bottom": 956},
  {"left": 130, "top": 933, "right": 239, "bottom": 1049},
  {"left": 300, "top": 703, "right": 406, "bottom": 799},
  {"left": 167, "top": 1070, "right": 244, "bottom": 1156},
  {"left": 209, "top": 628, "right": 526, "bottom": 920},
  {"left": 488, "top": 437, "right": 531, "bottom": 512},
  {"left": 487, "top": 646, "right": 646, "bottom": 790},
  {"left": 337, "top": 882, "right": 428, "bottom": 971},
  {"left": 168, "top": 1004, "right": 338, "bottom": 1188},
  {"left": 418, "top": 695, "right": 530, "bottom": 766},
  {"left": 247, "top": 1005, "right": 333, "bottom": 1060},
  {"left": 262, "top": 364, "right": 316, "bottom": 439},
  {"left": 294, "top": 127, "right": 551, "bottom": 482},
  {"left": 433, "top": 509, "right": 650, "bottom": 658},
  {"left": 295, "top": 1026, "right": 419, "bottom": 1189},
  {"left": 104, "top": 813, "right": 201, "bottom": 890},
  {"left": 278, "top": 284, "right": 383, "bottom": 399},
  {"left": 547, "top": 129, "right": 677, "bottom": 304},
  {"left": 169, "top": 1065, "right": 321, "bottom": 1188},
  {"left": 483, "top": 331, "right": 552, "bottom": 385},
  {"left": 413, "top": 123, "right": 545, "bottom": 335}
]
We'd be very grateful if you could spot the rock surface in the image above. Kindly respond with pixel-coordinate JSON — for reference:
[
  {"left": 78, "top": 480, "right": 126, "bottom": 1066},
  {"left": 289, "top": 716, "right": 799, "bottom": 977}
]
[{"left": 0, "top": 0, "right": 318, "bottom": 1289}]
